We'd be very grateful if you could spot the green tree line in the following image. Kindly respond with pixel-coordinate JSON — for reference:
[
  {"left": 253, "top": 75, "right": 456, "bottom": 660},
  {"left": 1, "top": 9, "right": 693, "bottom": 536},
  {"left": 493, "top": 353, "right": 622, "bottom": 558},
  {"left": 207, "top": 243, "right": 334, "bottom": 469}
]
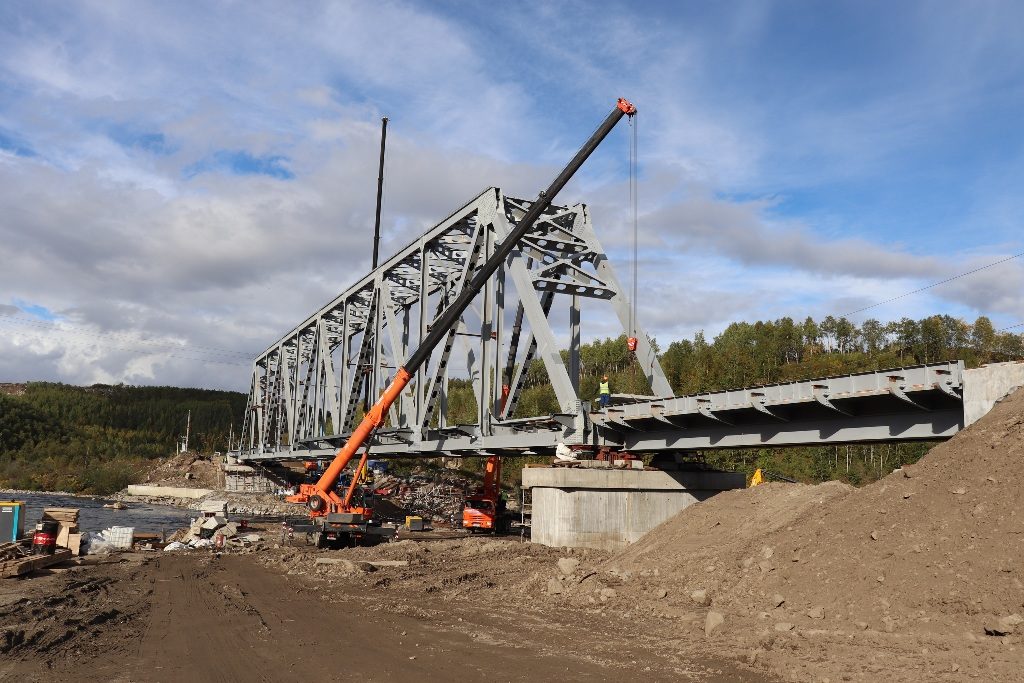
[{"left": 0, "top": 383, "right": 246, "bottom": 494}]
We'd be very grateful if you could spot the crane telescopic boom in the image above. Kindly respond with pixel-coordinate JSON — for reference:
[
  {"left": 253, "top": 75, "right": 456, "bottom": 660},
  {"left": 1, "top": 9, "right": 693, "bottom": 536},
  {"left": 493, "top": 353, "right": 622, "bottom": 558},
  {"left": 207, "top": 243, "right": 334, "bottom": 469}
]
[{"left": 300, "top": 98, "right": 637, "bottom": 515}]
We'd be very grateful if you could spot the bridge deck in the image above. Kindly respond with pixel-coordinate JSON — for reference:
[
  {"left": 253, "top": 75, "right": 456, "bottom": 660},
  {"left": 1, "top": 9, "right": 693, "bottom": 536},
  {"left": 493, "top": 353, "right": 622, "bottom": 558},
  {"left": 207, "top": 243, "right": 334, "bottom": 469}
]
[{"left": 238, "top": 360, "right": 968, "bottom": 462}]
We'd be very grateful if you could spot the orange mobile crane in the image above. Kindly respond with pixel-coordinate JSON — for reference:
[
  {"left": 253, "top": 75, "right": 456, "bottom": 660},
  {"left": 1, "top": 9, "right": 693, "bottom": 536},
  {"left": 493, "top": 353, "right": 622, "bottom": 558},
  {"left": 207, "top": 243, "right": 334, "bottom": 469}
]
[
  {"left": 462, "top": 456, "right": 507, "bottom": 532},
  {"left": 287, "top": 98, "right": 638, "bottom": 546}
]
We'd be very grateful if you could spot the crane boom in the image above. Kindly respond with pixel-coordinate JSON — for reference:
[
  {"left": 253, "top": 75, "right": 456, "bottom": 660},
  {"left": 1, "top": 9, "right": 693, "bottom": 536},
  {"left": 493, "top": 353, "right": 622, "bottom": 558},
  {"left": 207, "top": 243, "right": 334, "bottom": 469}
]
[{"left": 300, "top": 98, "right": 637, "bottom": 515}]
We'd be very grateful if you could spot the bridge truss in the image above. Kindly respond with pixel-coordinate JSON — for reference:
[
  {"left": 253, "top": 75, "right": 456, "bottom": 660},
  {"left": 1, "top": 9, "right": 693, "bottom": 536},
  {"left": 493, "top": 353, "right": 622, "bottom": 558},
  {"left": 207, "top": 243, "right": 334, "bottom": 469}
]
[
  {"left": 238, "top": 188, "right": 967, "bottom": 463},
  {"left": 239, "top": 187, "right": 670, "bottom": 461}
]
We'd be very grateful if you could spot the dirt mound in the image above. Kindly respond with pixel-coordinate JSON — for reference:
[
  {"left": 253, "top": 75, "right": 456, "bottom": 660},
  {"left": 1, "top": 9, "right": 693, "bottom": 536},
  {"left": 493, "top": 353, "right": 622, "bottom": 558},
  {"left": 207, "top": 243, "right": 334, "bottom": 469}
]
[
  {"left": 614, "top": 480, "right": 852, "bottom": 574},
  {"left": 142, "top": 451, "right": 221, "bottom": 489},
  {"left": 601, "top": 386, "right": 1024, "bottom": 681}
]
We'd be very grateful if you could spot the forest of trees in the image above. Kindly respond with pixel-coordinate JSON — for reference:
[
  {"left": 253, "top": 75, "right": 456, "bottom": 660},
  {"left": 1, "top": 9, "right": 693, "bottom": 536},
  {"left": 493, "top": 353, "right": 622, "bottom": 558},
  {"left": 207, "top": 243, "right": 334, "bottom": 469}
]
[
  {"left": 0, "top": 383, "right": 246, "bottom": 494},
  {"left": 1, "top": 313, "right": 1021, "bottom": 494}
]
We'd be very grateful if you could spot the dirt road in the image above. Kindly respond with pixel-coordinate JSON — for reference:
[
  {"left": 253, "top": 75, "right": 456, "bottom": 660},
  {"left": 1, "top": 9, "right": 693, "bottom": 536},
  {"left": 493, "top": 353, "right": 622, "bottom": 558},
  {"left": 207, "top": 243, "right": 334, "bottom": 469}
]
[{"left": 0, "top": 553, "right": 772, "bottom": 683}]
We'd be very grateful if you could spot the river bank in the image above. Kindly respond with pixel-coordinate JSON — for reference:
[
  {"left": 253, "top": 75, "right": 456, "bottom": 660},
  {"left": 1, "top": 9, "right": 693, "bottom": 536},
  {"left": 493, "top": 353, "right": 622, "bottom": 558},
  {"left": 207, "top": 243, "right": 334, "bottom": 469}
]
[{"left": 2, "top": 490, "right": 194, "bottom": 535}]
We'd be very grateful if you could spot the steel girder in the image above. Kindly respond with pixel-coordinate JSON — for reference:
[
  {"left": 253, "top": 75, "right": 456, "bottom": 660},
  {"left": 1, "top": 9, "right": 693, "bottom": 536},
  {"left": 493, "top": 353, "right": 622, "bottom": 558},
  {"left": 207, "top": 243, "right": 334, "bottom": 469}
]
[{"left": 239, "top": 188, "right": 668, "bottom": 461}]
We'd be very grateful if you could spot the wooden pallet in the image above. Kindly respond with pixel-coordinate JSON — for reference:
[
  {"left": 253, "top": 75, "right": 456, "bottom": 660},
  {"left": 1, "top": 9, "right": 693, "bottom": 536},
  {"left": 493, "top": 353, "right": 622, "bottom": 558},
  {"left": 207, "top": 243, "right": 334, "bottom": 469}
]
[
  {"left": 0, "top": 549, "right": 73, "bottom": 578},
  {"left": 0, "top": 541, "right": 26, "bottom": 562}
]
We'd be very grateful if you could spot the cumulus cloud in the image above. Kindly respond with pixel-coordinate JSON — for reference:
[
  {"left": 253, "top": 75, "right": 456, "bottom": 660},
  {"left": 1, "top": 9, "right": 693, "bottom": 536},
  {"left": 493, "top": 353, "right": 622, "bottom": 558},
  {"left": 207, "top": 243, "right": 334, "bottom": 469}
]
[{"left": 0, "top": 1, "right": 1022, "bottom": 392}]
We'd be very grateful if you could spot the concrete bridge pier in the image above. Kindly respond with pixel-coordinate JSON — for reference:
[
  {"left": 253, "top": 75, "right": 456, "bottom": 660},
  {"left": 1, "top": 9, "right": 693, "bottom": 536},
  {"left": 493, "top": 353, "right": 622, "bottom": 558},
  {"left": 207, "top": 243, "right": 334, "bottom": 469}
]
[{"left": 522, "top": 467, "right": 745, "bottom": 551}]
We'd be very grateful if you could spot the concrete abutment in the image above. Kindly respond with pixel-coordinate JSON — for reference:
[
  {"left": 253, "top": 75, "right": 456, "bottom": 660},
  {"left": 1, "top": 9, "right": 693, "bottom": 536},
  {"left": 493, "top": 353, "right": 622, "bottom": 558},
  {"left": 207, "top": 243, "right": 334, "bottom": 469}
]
[{"left": 522, "top": 467, "right": 745, "bottom": 551}]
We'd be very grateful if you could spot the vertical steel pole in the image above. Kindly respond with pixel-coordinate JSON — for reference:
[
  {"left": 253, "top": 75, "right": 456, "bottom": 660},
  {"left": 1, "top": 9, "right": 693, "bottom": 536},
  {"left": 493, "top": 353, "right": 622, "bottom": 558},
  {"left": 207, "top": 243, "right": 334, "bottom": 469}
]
[{"left": 372, "top": 117, "right": 388, "bottom": 269}]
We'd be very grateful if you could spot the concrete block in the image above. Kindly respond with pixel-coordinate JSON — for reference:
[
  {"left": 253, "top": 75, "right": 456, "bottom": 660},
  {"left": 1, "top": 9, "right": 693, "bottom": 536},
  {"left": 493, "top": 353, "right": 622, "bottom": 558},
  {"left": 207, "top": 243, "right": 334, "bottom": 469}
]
[
  {"left": 963, "top": 362, "right": 1024, "bottom": 426},
  {"left": 200, "top": 499, "right": 228, "bottom": 515},
  {"left": 125, "top": 485, "right": 213, "bottom": 499},
  {"left": 524, "top": 467, "right": 745, "bottom": 550}
]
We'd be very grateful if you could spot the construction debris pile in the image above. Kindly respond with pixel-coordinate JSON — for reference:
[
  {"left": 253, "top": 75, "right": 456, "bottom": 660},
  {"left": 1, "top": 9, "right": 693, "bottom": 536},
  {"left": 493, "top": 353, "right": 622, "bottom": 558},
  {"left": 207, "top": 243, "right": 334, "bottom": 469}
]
[
  {"left": 372, "top": 472, "right": 471, "bottom": 524},
  {"left": 164, "top": 500, "right": 264, "bottom": 552}
]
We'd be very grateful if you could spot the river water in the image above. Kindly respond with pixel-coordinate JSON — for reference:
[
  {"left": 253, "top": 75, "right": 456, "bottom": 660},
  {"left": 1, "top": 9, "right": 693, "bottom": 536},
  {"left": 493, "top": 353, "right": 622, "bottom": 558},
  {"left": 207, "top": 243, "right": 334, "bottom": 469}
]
[{"left": 2, "top": 491, "right": 194, "bottom": 535}]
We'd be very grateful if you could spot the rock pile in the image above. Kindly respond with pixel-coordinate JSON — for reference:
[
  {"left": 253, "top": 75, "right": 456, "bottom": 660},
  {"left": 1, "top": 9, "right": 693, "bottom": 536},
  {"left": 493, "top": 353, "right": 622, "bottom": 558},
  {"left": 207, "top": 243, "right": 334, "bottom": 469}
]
[{"left": 164, "top": 515, "right": 263, "bottom": 552}]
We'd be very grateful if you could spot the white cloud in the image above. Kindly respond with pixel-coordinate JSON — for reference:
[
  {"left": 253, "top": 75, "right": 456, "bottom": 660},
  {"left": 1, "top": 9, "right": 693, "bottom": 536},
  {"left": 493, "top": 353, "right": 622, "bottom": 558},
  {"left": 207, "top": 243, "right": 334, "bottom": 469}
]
[{"left": 0, "top": 0, "right": 1022, "bottom": 393}]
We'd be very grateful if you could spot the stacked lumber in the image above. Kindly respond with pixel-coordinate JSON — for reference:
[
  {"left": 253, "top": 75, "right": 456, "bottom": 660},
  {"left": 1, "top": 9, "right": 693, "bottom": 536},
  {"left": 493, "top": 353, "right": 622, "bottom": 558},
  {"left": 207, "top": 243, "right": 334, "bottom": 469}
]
[
  {"left": 0, "top": 548, "right": 73, "bottom": 578},
  {"left": 43, "top": 508, "right": 83, "bottom": 556},
  {"left": 42, "top": 508, "right": 79, "bottom": 524}
]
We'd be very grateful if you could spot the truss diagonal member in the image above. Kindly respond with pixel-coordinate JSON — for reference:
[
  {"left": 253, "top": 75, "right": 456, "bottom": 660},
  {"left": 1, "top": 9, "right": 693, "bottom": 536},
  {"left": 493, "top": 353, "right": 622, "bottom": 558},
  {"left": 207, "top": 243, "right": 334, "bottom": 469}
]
[
  {"left": 316, "top": 318, "right": 341, "bottom": 436},
  {"left": 500, "top": 292, "right": 554, "bottom": 420},
  {"left": 380, "top": 279, "right": 411, "bottom": 428},
  {"left": 421, "top": 219, "right": 487, "bottom": 430},
  {"left": 342, "top": 287, "right": 380, "bottom": 432},
  {"left": 296, "top": 333, "right": 317, "bottom": 442},
  {"left": 499, "top": 218, "right": 580, "bottom": 413},
  {"left": 812, "top": 384, "right": 851, "bottom": 415},
  {"left": 282, "top": 343, "right": 300, "bottom": 451},
  {"left": 749, "top": 392, "right": 788, "bottom": 422}
]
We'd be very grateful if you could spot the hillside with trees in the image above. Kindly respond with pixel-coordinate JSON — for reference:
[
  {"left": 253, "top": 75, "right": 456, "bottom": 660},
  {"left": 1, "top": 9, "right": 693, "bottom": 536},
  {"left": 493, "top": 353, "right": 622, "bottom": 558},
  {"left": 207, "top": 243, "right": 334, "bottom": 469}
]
[{"left": 0, "top": 383, "right": 245, "bottom": 494}]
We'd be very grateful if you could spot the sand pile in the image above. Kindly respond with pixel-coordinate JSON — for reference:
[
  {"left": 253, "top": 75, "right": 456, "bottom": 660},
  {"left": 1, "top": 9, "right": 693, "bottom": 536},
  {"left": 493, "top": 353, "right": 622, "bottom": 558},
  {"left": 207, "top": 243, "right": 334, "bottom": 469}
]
[{"left": 601, "top": 387, "right": 1024, "bottom": 681}]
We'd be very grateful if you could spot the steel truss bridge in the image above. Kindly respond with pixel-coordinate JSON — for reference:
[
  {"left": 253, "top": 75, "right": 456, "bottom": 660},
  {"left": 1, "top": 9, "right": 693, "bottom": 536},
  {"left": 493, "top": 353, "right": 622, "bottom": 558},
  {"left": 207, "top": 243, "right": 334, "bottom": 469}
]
[{"left": 237, "top": 188, "right": 967, "bottom": 463}]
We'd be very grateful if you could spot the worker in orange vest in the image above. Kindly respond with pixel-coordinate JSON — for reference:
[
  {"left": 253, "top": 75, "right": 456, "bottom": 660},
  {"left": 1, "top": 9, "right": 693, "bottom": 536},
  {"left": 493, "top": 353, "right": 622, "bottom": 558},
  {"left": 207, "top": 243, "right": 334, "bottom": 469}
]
[{"left": 599, "top": 375, "right": 611, "bottom": 410}]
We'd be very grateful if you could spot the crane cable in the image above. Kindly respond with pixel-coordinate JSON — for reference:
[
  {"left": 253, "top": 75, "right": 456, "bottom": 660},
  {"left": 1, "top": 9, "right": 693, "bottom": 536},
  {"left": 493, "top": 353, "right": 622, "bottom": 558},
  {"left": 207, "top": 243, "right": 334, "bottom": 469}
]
[{"left": 629, "top": 112, "right": 638, "bottom": 339}]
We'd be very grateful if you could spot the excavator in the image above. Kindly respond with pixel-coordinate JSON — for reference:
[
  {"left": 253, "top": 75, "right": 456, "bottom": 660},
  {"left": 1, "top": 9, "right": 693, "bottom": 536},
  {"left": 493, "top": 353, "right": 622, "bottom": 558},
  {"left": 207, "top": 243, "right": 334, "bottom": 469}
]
[
  {"left": 287, "top": 98, "right": 638, "bottom": 547},
  {"left": 462, "top": 456, "right": 508, "bottom": 533}
]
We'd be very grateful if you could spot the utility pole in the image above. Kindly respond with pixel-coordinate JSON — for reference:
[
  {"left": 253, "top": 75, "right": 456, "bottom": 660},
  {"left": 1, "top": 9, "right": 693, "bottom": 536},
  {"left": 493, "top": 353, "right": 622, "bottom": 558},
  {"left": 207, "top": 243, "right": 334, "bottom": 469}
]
[
  {"left": 365, "top": 116, "right": 389, "bottom": 412},
  {"left": 184, "top": 409, "right": 191, "bottom": 453}
]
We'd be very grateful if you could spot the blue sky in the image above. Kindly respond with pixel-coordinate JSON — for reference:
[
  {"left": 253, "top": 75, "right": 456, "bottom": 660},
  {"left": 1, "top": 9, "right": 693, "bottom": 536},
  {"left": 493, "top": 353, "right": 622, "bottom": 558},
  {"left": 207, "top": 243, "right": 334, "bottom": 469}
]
[{"left": 0, "top": 1, "right": 1022, "bottom": 388}]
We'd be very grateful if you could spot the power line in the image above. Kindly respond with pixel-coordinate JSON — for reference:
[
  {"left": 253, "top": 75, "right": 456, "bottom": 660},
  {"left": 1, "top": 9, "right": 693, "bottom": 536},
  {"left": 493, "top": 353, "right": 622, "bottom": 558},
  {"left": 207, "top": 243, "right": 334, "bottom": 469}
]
[{"left": 842, "top": 250, "right": 1024, "bottom": 318}]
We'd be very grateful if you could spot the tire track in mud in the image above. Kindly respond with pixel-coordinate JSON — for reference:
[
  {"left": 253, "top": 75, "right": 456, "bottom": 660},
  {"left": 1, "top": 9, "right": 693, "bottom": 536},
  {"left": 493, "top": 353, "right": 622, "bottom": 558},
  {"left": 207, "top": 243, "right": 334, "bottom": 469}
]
[{"left": 2, "top": 552, "right": 776, "bottom": 682}]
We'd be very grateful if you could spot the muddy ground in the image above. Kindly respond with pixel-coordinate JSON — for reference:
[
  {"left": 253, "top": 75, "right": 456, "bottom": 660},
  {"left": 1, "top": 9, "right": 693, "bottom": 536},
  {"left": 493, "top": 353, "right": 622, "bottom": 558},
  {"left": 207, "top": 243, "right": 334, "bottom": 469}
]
[
  {"left": 5, "top": 387, "right": 1022, "bottom": 682},
  {"left": 0, "top": 549, "right": 769, "bottom": 683}
]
